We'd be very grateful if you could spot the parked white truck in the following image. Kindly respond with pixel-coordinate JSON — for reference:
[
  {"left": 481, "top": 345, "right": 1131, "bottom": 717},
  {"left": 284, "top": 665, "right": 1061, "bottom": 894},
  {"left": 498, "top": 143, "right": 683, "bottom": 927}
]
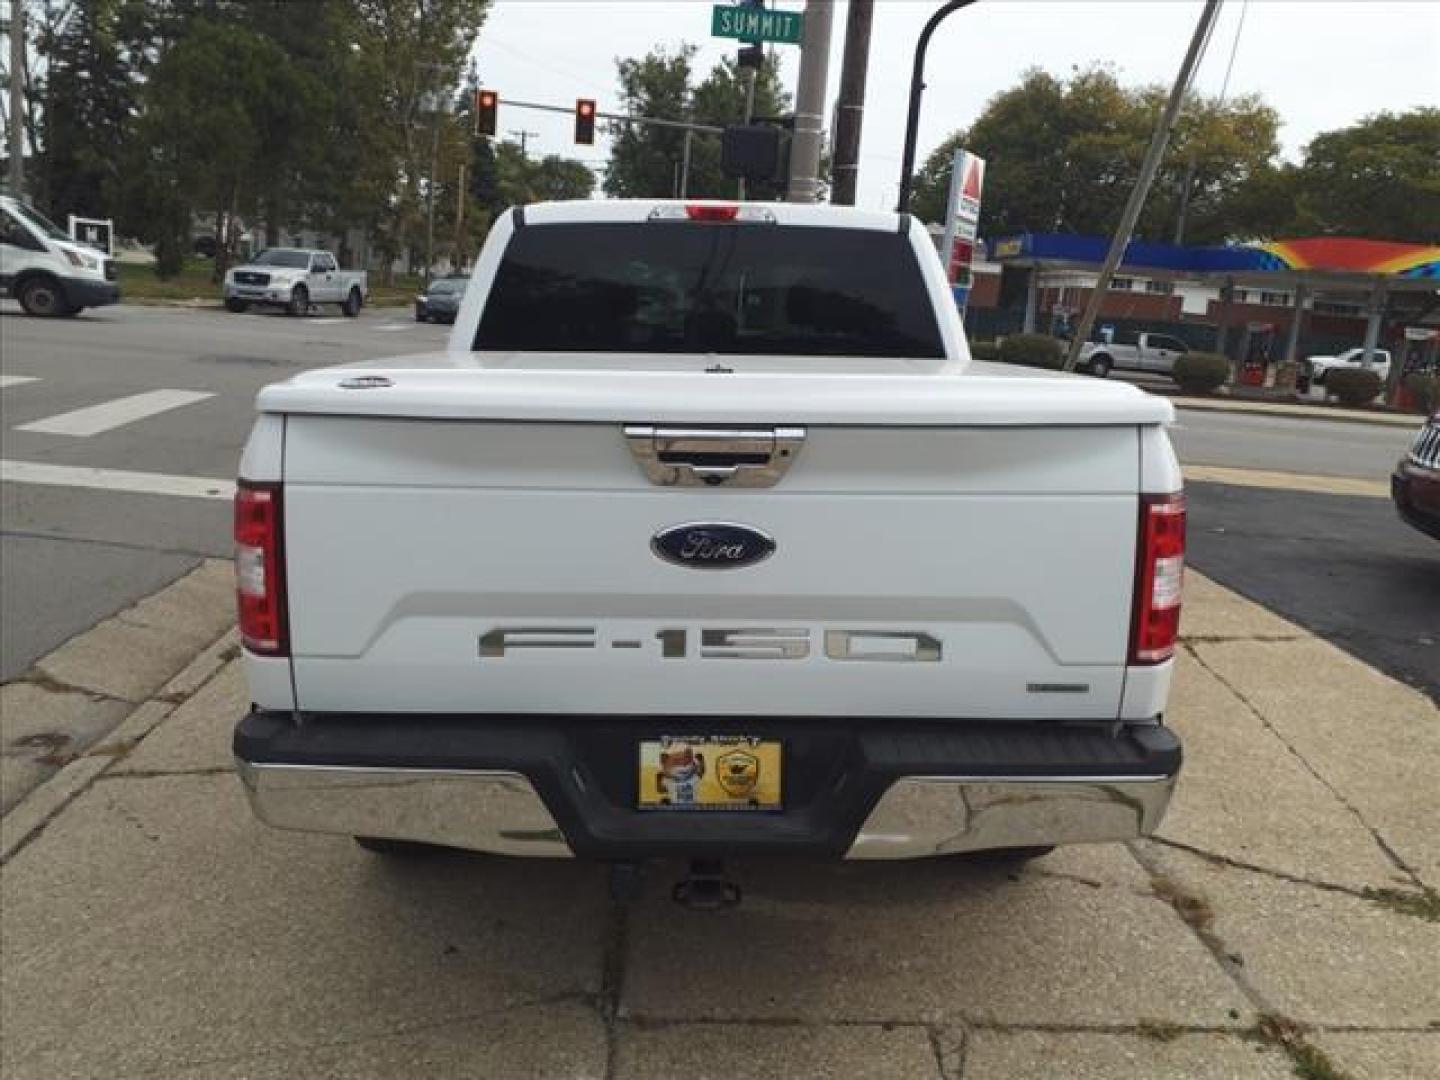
[
  {"left": 1304, "top": 346, "right": 1393, "bottom": 385},
  {"left": 1078, "top": 331, "right": 1191, "bottom": 379},
  {"left": 233, "top": 201, "right": 1186, "bottom": 905},
  {"left": 222, "top": 247, "right": 367, "bottom": 317}
]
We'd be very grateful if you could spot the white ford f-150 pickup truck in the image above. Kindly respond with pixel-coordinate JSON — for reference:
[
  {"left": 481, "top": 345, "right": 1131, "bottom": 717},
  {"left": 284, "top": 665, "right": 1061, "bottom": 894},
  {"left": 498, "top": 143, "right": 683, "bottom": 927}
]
[
  {"left": 233, "top": 200, "right": 1185, "bottom": 905},
  {"left": 223, "top": 247, "right": 368, "bottom": 317}
]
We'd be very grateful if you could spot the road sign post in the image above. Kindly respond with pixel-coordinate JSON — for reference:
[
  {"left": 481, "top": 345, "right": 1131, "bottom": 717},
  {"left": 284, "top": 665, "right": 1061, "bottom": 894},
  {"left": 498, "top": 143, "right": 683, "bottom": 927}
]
[
  {"left": 711, "top": 4, "right": 804, "bottom": 44},
  {"left": 939, "top": 149, "right": 985, "bottom": 317}
]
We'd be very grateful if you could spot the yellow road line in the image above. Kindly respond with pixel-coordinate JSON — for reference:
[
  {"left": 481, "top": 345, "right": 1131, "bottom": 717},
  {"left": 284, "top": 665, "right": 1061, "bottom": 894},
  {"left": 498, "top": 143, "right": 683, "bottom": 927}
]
[{"left": 1184, "top": 464, "right": 1389, "bottom": 499}]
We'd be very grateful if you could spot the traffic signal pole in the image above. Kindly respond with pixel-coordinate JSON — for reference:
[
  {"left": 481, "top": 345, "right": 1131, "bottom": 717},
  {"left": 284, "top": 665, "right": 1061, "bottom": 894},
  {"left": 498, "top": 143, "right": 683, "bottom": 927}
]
[
  {"left": 896, "top": 0, "right": 979, "bottom": 213},
  {"left": 786, "top": 0, "right": 834, "bottom": 203}
]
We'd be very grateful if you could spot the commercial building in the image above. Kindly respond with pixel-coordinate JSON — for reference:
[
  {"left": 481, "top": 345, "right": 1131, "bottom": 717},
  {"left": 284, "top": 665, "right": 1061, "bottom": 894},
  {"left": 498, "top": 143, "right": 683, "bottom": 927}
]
[{"left": 964, "top": 233, "right": 1440, "bottom": 383}]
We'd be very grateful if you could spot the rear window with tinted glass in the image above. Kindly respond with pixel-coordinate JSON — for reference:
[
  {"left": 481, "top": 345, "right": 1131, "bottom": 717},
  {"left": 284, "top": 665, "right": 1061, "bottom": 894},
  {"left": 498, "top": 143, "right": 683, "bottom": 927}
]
[{"left": 474, "top": 222, "right": 944, "bottom": 357}]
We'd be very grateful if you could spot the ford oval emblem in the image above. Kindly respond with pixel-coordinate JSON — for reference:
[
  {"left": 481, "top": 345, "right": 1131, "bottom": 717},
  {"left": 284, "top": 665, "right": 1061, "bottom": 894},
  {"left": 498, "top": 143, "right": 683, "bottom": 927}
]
[{"left": 652, "top": 522, "right": 775, "bottom": 570}]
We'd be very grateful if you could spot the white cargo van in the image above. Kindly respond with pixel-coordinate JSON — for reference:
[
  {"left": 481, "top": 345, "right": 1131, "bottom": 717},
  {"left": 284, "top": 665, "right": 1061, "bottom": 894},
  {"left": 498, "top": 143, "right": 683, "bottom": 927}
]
[{"left": 0, "top": 195, "right": 120, "bottom": 316}]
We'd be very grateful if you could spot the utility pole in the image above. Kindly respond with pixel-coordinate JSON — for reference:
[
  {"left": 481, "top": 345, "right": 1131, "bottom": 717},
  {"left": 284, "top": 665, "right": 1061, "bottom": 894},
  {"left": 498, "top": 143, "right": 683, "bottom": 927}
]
[
  {"left": 425, "top": 104, "right": 440, "bottom": 282},
  {"left": 508, "top": 129, "right": 539, "bottom": 155},
  {"left": 786, "top": 0, "right": 835, "bottom": 203},
  {"left": 7, "top": 0, "right": 24, "bottom": 197},
  {"left": 455, "top": 161, "right": 466, "bottom": 268},
  {"left": 1062, "top": 0, "right": 1223, "bottom": 372},
  {"left": 830, "top": 0, "right": 872, "bottom": 206}
]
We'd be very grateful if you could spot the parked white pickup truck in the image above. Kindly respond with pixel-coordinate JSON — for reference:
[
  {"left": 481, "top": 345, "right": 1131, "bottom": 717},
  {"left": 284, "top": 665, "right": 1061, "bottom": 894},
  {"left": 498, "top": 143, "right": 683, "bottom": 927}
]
[
  {"left": 1078, "top": 331, "right": 1190, "bottom": 379},
  {"left": 233, "top": 201, "right": 1185, "bottom": 905},
  {"left": 1304, "top": 346, "right": 1393, "bottom": 384},
  {"left": 223, "top": 248, "right": 367, "bottom": 317}
]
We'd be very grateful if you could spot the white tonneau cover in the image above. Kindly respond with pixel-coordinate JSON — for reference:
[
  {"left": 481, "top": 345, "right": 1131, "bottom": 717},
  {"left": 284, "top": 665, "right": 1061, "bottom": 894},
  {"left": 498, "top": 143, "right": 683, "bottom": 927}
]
[{"left": 257, "top": 353, "right": 1175, "bottom": 428}]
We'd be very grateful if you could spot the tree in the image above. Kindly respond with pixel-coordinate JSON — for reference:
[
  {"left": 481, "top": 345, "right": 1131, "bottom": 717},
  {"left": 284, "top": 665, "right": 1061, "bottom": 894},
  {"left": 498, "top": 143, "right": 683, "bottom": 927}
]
[
  {"left": 1293, "top": 109, "right": 1440, "bottom": 243},
  {"left": 136, "top": 18, "right": 325, "bottom": 277},
  {"left": 526, "top": 155, "right": 596, "bottom": 202},
  {"left": 604, "top": 45, "right": 694, "bottom": 199},
  {"left": 336, "top": 0, "right": 491, "bottom": 277},
  {"left": 910, "top": 66, "right": 1286, "bottom": 245},
  {"left": 33, "top": 0, "right": 151, "bottom": 220},
  {"left": 603, "top": 45, "right": 789, "bottom": 199}
]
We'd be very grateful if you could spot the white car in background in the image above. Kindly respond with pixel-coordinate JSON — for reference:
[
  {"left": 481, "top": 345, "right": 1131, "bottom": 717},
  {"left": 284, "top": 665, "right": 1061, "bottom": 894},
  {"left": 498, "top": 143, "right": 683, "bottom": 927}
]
[{"left": 1304, "top": 347, "right": 1392, "bottom": 384}]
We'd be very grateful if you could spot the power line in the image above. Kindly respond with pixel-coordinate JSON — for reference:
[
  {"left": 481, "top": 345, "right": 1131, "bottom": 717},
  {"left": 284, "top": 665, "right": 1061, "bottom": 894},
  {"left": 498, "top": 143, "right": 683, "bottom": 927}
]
[{"left": 1217, "top": 0, "right": 1249, "bottom": 104}]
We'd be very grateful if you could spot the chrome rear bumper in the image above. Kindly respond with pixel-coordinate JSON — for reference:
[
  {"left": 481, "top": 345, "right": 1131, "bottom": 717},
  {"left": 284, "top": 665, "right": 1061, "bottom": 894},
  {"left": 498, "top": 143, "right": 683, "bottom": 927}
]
[
  {"left": 238, "top": 760, "right": 1175, "bottom": 860},
  {"left": 846, "top": 774, "right": 1175, "bottom": 858}
]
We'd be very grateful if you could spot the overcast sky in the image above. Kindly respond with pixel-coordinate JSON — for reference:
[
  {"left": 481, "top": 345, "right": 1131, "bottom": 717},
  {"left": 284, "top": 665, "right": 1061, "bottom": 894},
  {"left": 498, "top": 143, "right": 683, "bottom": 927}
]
[{"left": 471, "top": 0, "right": 1440, "bottom": 208}]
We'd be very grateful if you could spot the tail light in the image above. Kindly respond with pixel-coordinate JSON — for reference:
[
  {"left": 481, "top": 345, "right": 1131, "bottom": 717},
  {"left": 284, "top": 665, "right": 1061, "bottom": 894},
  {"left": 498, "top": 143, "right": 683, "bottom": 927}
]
[
  {"left": 235, "top": 480, "right": 288, "bottom": 656},
  {"left": 1130, "top": 493, "right": 1186, "bottom": 665},
  {"left": 685, "top": 203, "right": 740, "bottom": 222},
  {"left": 647, "top": 204, "right": 776, "bottom": 224}
]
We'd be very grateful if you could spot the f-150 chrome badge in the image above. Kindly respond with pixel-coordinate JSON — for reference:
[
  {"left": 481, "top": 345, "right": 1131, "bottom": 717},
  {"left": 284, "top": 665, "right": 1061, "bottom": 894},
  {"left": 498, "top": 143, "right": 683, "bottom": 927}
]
[{"left": 651, "top": 523, "right": 775, "bottom": 570}]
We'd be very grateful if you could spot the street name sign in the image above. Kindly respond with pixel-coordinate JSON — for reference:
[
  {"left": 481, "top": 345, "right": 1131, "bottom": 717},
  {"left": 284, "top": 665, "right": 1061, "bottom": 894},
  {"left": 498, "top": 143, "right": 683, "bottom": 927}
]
[{"left": 711, "top": 5, "right": 804, "bottom": 44}]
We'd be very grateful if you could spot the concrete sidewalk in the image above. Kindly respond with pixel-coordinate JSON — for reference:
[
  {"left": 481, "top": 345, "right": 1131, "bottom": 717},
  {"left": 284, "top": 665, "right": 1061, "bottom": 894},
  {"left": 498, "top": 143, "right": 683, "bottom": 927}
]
[{"left": 2, "top": 573, "right": 1436, "bottom": 1079}]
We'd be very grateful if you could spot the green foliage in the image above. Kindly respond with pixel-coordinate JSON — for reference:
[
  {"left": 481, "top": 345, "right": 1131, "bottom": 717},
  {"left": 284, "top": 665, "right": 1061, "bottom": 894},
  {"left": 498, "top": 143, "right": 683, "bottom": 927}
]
[
  {"left": 32, "top": 0, "right": 491, "bottom": 278},
  {"left": 968, "top": 340, "right": 1000, "bottom": 362},
  {"left": 604, "top": 46, "right": 789, "bottom": 199},
  {"left": 997, "top": 334, "right": 1065, "bottom": 369},
  {"left": 33, "top": 0, "right": 151, "bottom": 222},
  {"left": 1323, "top": 368, "right": 1384, "bottom": 406},
  {"left": 1294, "top": 109, "right": 1440, "bottom": 243},
  {"left": 1172, "top": 351, "right": 1230, "bottom": 394},
  {"left": 1402, "top": 372, "right": 1440, "bottom": 414},
  {"left": 910, "top": 66, "right": 1284, "bottom": 244}
]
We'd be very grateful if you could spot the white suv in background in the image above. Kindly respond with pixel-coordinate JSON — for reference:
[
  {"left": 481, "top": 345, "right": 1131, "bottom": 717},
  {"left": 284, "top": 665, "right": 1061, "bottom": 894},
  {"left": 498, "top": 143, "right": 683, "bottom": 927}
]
[{"left": 0, "top": 195, "right": 120, "bottom": 317}]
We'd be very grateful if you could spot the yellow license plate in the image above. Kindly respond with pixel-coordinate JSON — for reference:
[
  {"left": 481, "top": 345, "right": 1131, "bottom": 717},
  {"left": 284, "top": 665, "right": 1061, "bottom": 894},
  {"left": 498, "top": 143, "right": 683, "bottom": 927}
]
[{"left": 638, "top": 736, "right": 782, "bottom": 811}]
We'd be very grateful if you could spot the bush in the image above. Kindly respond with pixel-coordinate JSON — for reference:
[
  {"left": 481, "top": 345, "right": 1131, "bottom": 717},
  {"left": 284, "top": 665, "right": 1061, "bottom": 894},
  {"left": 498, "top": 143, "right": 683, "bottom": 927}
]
[
  {"left": 1403, "top": 371, "right": 1440, "bottom": 414},
  {"left": 1324, "top": 368, "right": 1384, "bottom": 407},
  {"left": 1171, "top": 351, "right": 1230, "bottom": 394},
  {"left": 997, "top": 333, "right": 1065, "bottom": 370},
  {"left": 968, "top": 340, "right": 1000, "bottom": 362}
]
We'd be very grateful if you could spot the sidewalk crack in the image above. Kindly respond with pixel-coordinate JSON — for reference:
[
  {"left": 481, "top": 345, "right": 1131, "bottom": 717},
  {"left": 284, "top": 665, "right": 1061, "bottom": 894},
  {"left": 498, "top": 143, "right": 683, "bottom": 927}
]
[
  {"left": 5, "top": 668, "right": 127, "bottom": 704},
  {"left": 599, "top": 898, "right": 631, "bottom": 1080},
  {"left": 1183, "top": 642, "right": 1428, "bottom": 891},
  {"left": 1148, "top": 837, "right": 1366, "bottom": 899}
]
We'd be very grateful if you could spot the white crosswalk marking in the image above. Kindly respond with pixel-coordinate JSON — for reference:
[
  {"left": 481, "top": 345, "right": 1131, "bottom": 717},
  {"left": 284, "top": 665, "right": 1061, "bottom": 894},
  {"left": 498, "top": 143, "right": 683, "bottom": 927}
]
[
  {"left": 375, "top": 323, "right": 413, "bottom": 332},
  {"left": 17, "top": 389, "right": 215, "bottom": 437},
  {"left": 0, "top": 375, "right": 40, "bottom": 389},
  {"left": 0, "top": 460, "right": 234, "bottom": 500}
]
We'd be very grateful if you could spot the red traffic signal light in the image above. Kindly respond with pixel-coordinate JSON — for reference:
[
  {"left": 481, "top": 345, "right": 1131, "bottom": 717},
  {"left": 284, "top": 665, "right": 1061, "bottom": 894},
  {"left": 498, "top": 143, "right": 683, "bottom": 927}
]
[
  {"left": 574, "top": 98, "right": 596, "bottom": 145},
  {"left": 476, "top": 89, "right": 498, "bottom": 137}
]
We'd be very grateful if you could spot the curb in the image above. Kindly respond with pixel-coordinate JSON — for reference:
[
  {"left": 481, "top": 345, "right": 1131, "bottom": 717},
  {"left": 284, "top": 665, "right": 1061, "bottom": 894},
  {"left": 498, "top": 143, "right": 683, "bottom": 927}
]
[
  {"left": 1166, "top": 396, "right": 1421, "bottom": 429},
  {"left": 0, "top": 629, "right": 239, "bottom": 864},
  {"left": 120, "top": 298, "right": 412, "bottom": 311}
]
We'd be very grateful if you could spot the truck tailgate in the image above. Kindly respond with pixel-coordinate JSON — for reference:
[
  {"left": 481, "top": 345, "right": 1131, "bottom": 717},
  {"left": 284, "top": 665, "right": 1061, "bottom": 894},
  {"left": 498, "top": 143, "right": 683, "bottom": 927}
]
[{"left": 278, "top": 381, "right": 1150, "bottom": 719}]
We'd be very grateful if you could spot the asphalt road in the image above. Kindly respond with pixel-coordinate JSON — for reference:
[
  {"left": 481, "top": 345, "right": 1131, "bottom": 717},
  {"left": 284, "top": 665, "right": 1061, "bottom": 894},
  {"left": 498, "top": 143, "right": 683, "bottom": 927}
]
[
  {"left": 1, "top": 302, "right": 1433, "bottom": 691},
  {"left": 1187, "top": 483, "right": 1437, "bottom": 702},
  {"left": 1, "top": 301, "right": 449, "bottom": 678},
  {"left": 1170, "top": 407, "right": 1416, "bottom": 481}
]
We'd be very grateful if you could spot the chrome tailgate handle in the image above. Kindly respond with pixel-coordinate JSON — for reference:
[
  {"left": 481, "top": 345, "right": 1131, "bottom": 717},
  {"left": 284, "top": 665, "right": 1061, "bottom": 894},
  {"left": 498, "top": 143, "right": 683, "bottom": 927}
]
[{"left": 625, "top": 425, "right": 805, "bottom": 487}]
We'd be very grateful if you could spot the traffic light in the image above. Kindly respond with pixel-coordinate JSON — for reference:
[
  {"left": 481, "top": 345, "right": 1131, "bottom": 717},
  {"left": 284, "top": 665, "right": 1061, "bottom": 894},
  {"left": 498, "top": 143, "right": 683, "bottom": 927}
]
[
  {"left": 721, "top": 124, "right": 783, "bottom": 182},
  {"left": 475, "top": 89, "right": 498, "bottom": 138},
  {"left": 574, "top": 98, "right": 597, "bottom": 145}
]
